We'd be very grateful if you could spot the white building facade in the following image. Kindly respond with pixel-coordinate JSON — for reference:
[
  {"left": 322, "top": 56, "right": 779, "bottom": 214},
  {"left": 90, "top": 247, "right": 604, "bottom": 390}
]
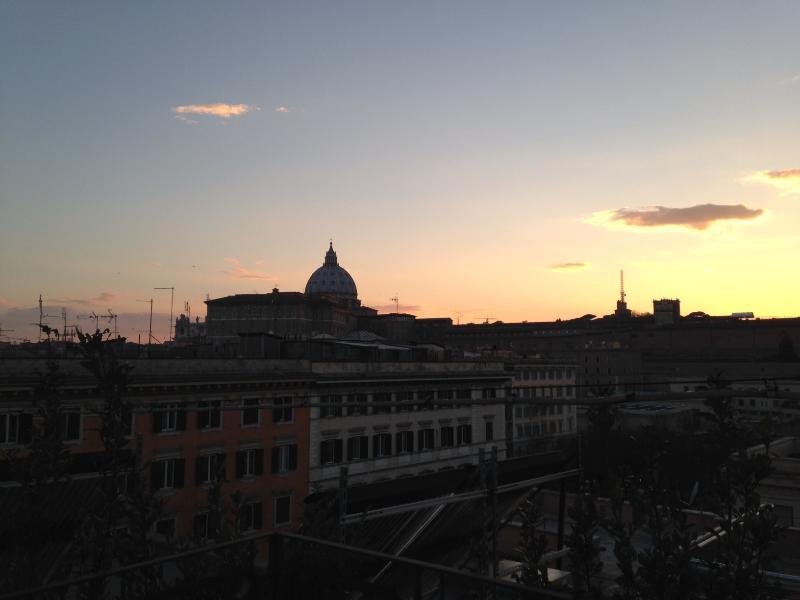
[{"left": 308, "top": 361, "right": 510, "bottom": 491}]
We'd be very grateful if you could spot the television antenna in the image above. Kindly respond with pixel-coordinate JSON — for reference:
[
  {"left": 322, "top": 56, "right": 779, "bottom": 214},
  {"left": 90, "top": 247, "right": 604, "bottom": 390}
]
[
  {"left": 390, "top": 294, "right": 399, "bottom": 314},
  {"left": 154, "top": 287, "right": 175, "bottom": 341},
  {"left": 137, "top": 298, "right": 154, "bottom": 345}
]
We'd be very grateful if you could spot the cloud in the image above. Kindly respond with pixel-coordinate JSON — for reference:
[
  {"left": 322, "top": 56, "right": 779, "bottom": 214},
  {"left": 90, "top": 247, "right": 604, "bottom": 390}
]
[
  {"left": 274, "top": 106, "right": 299, "bottom": 113},
  {"left": 550, "top": 262, "right": 588, "bottom": 271},
  {"left": 590, "top": 204, "right": 764, "bottom": 231},
  {"left": 778, "top": 73, "right": 800, "bottom": 85},
  {"left": 371, "top": 303, "right": 422, "bottom": 313},
  {"left": 48, "top": 292, "right": 118, "bottom": 307},
  {"left": 745, "top": 169, "right": 800, "bottom": 196},
  {"left": 0, "top": 297, "right": 17, "bottom": 310},
  {"left": 223, "top": 258, "right": 276, "bottom": 281},
  {"left": 172, "top": 103, "right": 257, "bottom": 120}
]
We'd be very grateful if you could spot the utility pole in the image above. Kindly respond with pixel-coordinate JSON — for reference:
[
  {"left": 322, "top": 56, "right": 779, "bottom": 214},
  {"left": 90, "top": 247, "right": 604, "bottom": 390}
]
[{"left": 154, "top": 287, "right": 175, "bottom": 342}]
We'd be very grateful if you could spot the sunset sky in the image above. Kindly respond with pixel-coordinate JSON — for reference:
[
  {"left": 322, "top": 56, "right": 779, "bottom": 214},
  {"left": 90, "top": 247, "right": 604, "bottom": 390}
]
[{"left": 2, "top": 1, "right": 799, "bottom": 341}]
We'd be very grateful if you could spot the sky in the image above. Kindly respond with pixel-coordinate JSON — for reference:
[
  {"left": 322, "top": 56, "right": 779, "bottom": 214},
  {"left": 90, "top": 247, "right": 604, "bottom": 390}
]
[{"left": 1, "top": 1, "right": 799, "bottom": 342}]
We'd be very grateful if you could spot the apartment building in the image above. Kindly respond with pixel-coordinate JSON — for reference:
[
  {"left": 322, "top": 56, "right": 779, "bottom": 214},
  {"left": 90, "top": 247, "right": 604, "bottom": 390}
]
[
  {"left": 0, "top": 359, "right": 312, "bottom": 542},
  {"left": 508, "top": 360, "right": 578, "bottom": 455},
  {"left": 307, "top": 362, "right": 511, "bottom": 490}
]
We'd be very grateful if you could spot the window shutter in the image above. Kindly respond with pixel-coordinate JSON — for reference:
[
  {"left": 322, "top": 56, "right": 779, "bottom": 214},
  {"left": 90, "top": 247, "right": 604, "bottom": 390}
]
[
  {"left": 253, "top": 502, "right": 263, "bottom": 530},
  {"left": 18, "top": 414, "right": 33, "bottom": 444},
  {"left": 197, "top": 410, "right": 207, "bottom": 430},
  {"left": 176, "top": 409, "right": 187, "bottom": 431},
  {"left": 216, "top": 453, "right": 226, "bottom": 479},
  {"left": 373, "top": 435, "right": 379, "bottom": 457},
  {"left": 289, "top": 445, "right": 297, "bottom": 470},
  {"left": 195, "top": 456, "right": 205, "bottom": 485},
  {"left": 346, "top": 438, "right": 355, "bottom": 461},
  {"left": 236, "top": 451, "right": 245, "bottom": 479},
  {"left": 152, "top": 410, "right": 162, "bottom": 433},
  {"left": 254, "top": 448, "right": 264, "bottom": 475},
  {"left": 150, "top": 461, "right": 163, "bottom": 492},
  {"left": 271, "top": 447, "right": 280, "bottom": 474},
  {"left": 334, "top": 439, "right": 343, "bottom": 463},
  {"left": 174, "top": 459, "right": 185, "bottom": 488},
  {"left": 360, "top": 436, "right": 368, "bottom": 459}
]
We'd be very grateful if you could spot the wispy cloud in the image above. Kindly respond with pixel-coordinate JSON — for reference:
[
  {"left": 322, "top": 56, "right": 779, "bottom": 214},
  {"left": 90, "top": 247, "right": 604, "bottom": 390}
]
[
  {"left": 778, "top": 73, "right": 800, "bottom": 85},
  {"left": 48, "top": 292, "right": 118, "bottom": 307},
  {"left": 274, "top": 106, "right": 300, "bottom": 114},
  {"left": 172, "top": 103, "right": 257, "bottom": 121},
  {"left": 745, "top": 169, "right": 800, "bottom": 196},
  {"left": 371, "top": 303, "right": 421, "bottom": 313},
  {"left": 549, "top": 262, "right": 589, "bottom": 271},
  {"left": 223, "top": 258, "right": 276, "bottom": 281},
  {"left": 0, "top": 297, "right": 17, "bottom": 310},
  {"left": 590, "top": 204, "right": 764, "bottom": 231}
]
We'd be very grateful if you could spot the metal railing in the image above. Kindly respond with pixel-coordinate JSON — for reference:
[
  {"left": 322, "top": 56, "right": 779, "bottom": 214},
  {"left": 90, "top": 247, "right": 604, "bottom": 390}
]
[{"left": 0, "top": 531, "right": 568, "bottom": 600}]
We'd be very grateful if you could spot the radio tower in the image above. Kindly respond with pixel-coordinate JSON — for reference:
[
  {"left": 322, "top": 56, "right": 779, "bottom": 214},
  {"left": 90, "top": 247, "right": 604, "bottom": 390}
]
[{"left": 615, "top": 270, "right": 632, "bottom": 319}]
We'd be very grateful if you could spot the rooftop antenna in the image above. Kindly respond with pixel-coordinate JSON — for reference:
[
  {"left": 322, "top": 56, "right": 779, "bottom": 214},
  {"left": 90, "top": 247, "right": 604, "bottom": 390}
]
[
  {"left": 106, "top": 309, "right": 119, "bottom": 338},
  {"left": 137, "top": 298, "right": 153, "bottom": 345},
  {"left": 620, "top": 270, "right": 626, "bottom": 303},
  {"left": 390, "top": 294, "right": 399, "bottom": 314},
  {"left": 33, "top": 294, "right": 59, "bottom": 342},
  {"left": 154, "top": 287, "right": 175, "bottom": 342},
  {"left": 184, "top": 300, "right": 191, "bottom": 323}
]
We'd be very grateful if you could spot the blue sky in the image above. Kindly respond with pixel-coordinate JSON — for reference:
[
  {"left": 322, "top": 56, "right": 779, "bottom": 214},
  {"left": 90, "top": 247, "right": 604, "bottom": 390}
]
[{"left": 2, "top": 1, "right": 799, "bottom": 340}]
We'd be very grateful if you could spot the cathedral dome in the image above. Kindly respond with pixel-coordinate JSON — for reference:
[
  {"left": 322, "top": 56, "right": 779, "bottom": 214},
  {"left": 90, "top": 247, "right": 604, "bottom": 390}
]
[{"left": 305, "top": 242, "right": 358, "bottom": 300}]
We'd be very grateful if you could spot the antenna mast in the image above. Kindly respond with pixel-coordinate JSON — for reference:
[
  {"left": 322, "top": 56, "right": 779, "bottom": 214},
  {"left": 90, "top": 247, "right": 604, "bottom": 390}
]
[
  {"left": 390, "top": 294, "right": 399, "bottom": 314},
  {"left": 620, "top": 270, "right": 626, "bottom": 303},
  {"left": 154, "top": 287, "right": 175, "bottom": 342}
]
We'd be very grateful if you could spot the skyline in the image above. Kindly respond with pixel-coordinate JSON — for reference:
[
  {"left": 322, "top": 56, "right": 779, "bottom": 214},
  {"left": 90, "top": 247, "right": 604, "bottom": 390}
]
[{"left": 2, "top": 1, "right": 800, "bottom": 342}]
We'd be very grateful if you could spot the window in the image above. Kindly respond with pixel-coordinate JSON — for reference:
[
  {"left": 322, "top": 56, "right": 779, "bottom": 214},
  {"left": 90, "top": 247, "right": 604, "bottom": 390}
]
[
  {"left": 154, "top": 517, "right": 176, "bottom": 540},
  {"left": 235, "top": 448, "right": 264, "bottom": 479},
  {"left": 153, "top": 404, "right": 186, "bottom": 434},
  {"left": 373, "top": 392, "right": 392, "bottom": 414},
  {"left": 271, "top": 444, "right": 298, "bottom": 474},
  {"left": 456, "top": 389, "right": 472, "bottom": 402},
  {"left": 396, "top": 430, "right": 413, "bottom": 454},
  {"left": 1, "top": 413, "right": 32, "bottom": 445},
  {"left": 195, "top": 452, "right": 226, "bottom": 485},
  {"left": 241, "top": 398, "right": 260, "bottom": 426},
  {"left": 239, "top": 501, "right": 263, "bottom": 532},
  {"left": 482, "top": 388, "right": 496, "bottom": 400},
  {"left": 273, "top": 397, "right": 293, "bottom": 423},
  {"left": 320, "top": 439, "right": 343, "bottom": 465},
  {"left": 347, "top": 436, "right": 369, "bottom": 461},
  {"left": 274, "top": 495, "right": 291, "bottom": 527},
  {"left": 485, "top": 421, "right": 494, "bottom": 441},
  {"left": 440, "top": 426, "right": 454, "bottom": 447},
  {"left": 417, "top": 390, "right": 434, "bottom": 410},
  {"left": 397, "top": 391, "right": 413, "bottom": 412},
  {"left": 193, "top": 512, "right": 214, "bottom": 540},
  {"left": 438, "top": 390, "right": 453, "bottom": 405},
  {"left": 197, "top": 400, "right": 221, "bottom": 430},
  {"left": 320, "top": 395, "right": 343, "bottom": 418},
  {"left": 150, "top": 458, "right": 185, "bottom": 491},
  {"left": 457, "top": 424, "right": 472, "bottom": 445},
  {"left": 373, "top": 433, "right": 392, "bottom": 457},
  {"left": 418, "top": 428, "right": 435, "bottom": 451},
  {"left": 347, "top": 394, "right": 367, "bottom": 417},
  {"left": 59, "top": 411, "right": 81, "bottom": 441}
]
